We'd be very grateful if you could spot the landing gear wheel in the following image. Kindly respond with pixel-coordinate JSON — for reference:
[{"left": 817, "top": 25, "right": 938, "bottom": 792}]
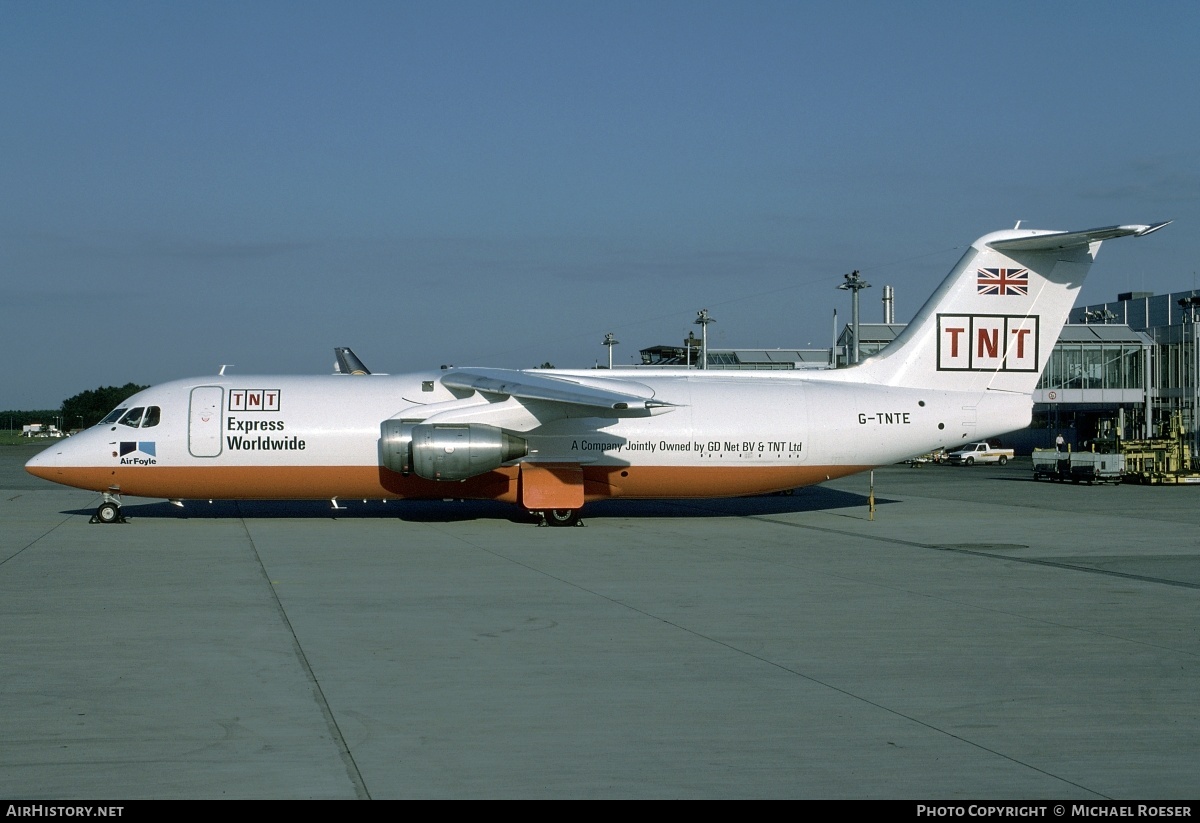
[
  {"left": 543, "top": 509, "right": 583, "bottom": 528},
  {"left": 95, "top": 501, "right": 122, "bottom": 524}
]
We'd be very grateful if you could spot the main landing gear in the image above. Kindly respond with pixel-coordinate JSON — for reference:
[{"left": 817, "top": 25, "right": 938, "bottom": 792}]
[
  {"left": 91, "top": 492, "right": 126, "bottom": 524},
  {"left": 536, "top": 509, "right": 584, "bottom": 528}
]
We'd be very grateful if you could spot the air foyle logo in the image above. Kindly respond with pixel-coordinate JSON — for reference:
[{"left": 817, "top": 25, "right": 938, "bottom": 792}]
[
  {"left": 228, "top": 389, "right": 281, "bottom": 412},
  {"left": 119, "top": 441, "right": 155, "bottom": 457},
  {"left": 118, "top": 441, "right": 156, "bottom": 465},
  {"left": 937, "top": 314, "right": 1039, "bottom": 372}
]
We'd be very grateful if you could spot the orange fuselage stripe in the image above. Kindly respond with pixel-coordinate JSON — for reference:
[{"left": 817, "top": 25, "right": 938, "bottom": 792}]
[{"left": 28, "top": 463, "right": 873, "bottom": 502}]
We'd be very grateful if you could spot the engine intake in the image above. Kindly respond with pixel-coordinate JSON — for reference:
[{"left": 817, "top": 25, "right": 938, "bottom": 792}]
[{"left": 380, "top": 420, "right": 527, "bottom": 481}]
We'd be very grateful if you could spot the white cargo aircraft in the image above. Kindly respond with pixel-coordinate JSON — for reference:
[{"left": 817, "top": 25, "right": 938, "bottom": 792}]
[{"left": 27, "top": 222, "right": 1168, "bottom": 526}]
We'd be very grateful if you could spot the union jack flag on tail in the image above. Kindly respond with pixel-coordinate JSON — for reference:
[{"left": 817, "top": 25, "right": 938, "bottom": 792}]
[{"left": 977, "top": 267, "right": 1029, "bottom": 296}]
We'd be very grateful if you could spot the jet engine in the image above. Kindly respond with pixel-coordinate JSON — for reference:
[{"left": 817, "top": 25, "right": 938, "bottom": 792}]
[{"left": 380, "top": 420, "right": 528, "bottom": 481}]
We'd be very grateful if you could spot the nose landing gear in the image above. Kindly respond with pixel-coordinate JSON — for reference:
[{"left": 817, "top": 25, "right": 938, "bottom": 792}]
[{"left": 91, "top": 492, "right": 127, "bottom": 524}]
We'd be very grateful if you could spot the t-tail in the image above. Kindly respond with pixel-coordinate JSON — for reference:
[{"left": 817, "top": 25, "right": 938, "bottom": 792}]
[{"left": 854, "top": 222, "right": 1171, "bottom": 394}]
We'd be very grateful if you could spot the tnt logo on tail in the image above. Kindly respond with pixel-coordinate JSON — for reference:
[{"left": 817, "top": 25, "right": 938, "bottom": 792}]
[{"left": 937, "top": 314, "right": 1039, "bottom": 372}]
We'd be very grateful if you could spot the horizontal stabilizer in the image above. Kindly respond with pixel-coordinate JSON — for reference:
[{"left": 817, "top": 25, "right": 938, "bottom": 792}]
[
  {"left": 442, "top": 368, "right": 679, "bottom": 413},
  {"left": 989, "top": 222, "right": 1171, "bottom": 252}
]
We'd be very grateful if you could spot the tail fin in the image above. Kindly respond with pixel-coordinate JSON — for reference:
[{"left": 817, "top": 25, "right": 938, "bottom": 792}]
[
  {"left": 334, "top": 347, "right": 372, "bottom": 375},
  {"left": 857, "top": 223, "right": 1169, "bottom": 393}
]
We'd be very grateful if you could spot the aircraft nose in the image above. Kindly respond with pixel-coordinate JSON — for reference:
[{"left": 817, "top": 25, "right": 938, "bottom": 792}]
[{"left": 25, "top": 444, "right": 60, "bottom": 481}]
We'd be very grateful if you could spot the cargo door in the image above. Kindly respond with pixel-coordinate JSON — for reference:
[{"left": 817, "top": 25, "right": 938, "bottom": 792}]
[{"left": 189, "top": 386, "right": 223, "bottom": 458}]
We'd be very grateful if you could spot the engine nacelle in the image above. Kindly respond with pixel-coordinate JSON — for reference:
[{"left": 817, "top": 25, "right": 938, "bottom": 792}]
[
  {"left": 380, "top": 420, "right": 527, "bottom": 481},
  {"left": 380, "top": 419, "right": 421, "bottom": 476}
]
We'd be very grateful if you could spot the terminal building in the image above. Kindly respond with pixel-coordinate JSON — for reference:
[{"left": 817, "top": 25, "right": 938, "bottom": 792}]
[
  {"left": 637, "top": 289, "right": 1200, "bottom": 454},
  {"left": 1063, "top": 291, "right": 1200, "bottom": 447},
  {"left": 637, "top": 342, "right": 833, "bottom": 370}
]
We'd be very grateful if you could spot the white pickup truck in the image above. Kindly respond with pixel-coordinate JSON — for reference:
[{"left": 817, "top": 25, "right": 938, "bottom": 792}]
[{"left": 946, "top": 441, "right": 1014, "bottom": 466}]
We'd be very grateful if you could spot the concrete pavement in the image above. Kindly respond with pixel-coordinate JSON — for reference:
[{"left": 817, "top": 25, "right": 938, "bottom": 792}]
[{"left": 2, "top": 445, "right": 1197, "bottom": 798}]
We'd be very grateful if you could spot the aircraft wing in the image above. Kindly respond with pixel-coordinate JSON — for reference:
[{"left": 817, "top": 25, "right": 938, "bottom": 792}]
[
  {"left": 989, "top": 222, "right": 1171, "bottom": 252},
  {"left": 441, "top": 368, "right": 680, "bottom": 414}
]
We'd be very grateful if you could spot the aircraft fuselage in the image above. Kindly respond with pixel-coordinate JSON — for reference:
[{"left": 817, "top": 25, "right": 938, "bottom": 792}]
[{"left": 26, "top": 369, "right": 1024, "bottom": 504}]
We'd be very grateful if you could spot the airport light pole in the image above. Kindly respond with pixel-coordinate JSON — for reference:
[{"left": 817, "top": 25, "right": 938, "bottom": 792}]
[
  {"left": 694, "top": 309, "right": 715, "bottom": 370},
  {"left": 839, "top": 270, "right": 871, "bottom": 365},
  {"left": 603, "top": 332, "right": 618, "bottom": 369}
]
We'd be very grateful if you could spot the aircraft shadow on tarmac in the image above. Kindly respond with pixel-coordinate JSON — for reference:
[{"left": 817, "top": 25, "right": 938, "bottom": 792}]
[{"left": 63, "top": 485, "right": 896, "bottom": 524}]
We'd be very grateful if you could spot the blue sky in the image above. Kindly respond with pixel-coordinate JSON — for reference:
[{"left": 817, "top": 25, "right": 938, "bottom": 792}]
[{"left": 3, "top": 1, "right": 1198, "bottom": 408}]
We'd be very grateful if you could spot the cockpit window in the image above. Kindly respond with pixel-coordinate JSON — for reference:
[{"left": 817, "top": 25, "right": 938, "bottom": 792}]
[
  {"left": 101, "top": 407, "right": 128, "bottom": 425},
  {"left": 142, "top": 406, "right": 161, "bottom": 428},
  {"left": 118, "top": 407, "right": 145, "bottom": 428}
]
